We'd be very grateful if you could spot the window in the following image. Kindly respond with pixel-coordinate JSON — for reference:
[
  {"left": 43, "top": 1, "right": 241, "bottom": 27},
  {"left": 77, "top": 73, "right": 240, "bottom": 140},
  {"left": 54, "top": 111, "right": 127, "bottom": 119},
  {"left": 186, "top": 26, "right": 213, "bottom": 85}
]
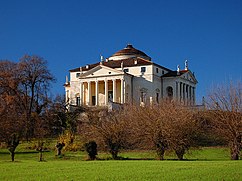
[
  {"left": 124, "top": 68, "right": 129, "bottom": 73},
  {"left": 141, "top": 67, "right": 146, "bottom": 73},
  {"left": 76, "top": 73, "right": 80, "bottom": 78},
  {"left": 162, "top": 70, "right": 165, "bottom": 75},
  {"left": 140, "top": 91, "right": 146, "bottom": 102},
  {"left": 167, "top": 86, "right": 173, "bottom": 100},
  {"left": 156, "top": 68, "right": 159, "bottom": 73},
  {"left": 156, "top": 92, "right": 159, "bottom": 103},
  {"left": 76, "top": 97, "right": 80, "bottom": 106}
]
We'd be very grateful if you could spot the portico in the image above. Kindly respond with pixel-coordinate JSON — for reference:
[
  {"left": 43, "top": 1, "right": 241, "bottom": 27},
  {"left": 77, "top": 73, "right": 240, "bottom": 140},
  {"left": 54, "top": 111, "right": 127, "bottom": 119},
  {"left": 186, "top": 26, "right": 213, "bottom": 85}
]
[{"left": 78, "top": 72, "right": 131, "bottom": 106}]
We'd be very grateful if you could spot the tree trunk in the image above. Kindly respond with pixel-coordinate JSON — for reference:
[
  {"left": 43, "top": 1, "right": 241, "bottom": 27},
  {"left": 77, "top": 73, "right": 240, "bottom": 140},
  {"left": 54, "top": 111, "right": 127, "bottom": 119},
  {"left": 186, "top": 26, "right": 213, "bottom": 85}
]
[
  {"left": 10, "top": 151, "right": 15, "bottom": 162},
  {"left": 156, "top": 147, "right": 165, "bottom": 160},
  {"left": 230, "top": 137, "right": 241, "bottom": 160},
  {"left": 57, "top": 149, "right": 61, "bottom": 156},
  {"left": 111, "top": 150, "right": 118, "bottom": 160},
  {"left": 175, "top": 149, "right": 185, "bottom": 160},
  {"left": 39, "top": 151, "right": 43, "bottom": 162}
]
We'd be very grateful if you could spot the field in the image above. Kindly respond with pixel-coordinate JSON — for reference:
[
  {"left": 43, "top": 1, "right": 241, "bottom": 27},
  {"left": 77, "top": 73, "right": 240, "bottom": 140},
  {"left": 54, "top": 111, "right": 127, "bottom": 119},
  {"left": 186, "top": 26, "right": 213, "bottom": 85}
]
[{"left": 0, "top": 145, "right": 241, "bottom": 180}]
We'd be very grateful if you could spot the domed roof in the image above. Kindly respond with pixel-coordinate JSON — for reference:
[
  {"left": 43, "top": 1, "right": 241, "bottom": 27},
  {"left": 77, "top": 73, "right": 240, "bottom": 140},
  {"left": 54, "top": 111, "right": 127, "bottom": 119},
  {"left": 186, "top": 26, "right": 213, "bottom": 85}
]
[{"left": 108, "top": 44, "right": 151, "bottom": 61}]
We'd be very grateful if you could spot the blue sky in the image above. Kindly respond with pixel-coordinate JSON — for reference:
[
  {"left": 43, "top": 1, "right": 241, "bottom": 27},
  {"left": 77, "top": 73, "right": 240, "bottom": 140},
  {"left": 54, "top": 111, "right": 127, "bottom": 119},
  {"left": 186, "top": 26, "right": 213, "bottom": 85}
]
[{"left": 0, "top": 0, "right": 242, "bottom": 103}]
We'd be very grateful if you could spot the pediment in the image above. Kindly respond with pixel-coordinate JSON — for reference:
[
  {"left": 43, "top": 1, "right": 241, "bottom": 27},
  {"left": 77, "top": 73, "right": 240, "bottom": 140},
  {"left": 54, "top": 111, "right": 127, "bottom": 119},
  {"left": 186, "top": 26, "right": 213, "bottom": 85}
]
[
  {"left": 79, "top": 65, "right": 124, "bottom": 78},
  {"left": 181, "top": 71, "right": 198, "bottom": 83}
]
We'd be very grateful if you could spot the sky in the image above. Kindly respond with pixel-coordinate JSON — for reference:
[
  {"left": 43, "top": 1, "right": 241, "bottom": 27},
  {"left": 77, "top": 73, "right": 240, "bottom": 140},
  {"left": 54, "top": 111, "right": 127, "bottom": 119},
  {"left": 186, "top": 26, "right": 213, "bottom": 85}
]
[{"left": 0, "top": 0, "right": 242, "bottom": 103}]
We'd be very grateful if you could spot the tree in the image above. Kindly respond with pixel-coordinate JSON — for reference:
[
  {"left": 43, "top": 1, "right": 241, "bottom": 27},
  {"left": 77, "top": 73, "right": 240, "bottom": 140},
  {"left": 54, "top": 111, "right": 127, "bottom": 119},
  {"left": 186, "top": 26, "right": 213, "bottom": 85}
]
[
  {"left": 18, "top": 55, "right": 55, "bottom": 139},
  {"left": 126, "top": 104, "right": 169, "bottom": 160},
  {"left": 84, "top": 141, "right": 98, "bottom": 160},
  {"left": 7, "top": 134, "right": 20, "bottom": 162},
  {"left": 127, "top": 102, "right": 199, "bottom": 160},
  {"left": 206, "top": 81, "right": 242, "bottom": 160},
  {"left": 33, "top": 114, "right": 52, "bottom": 162},
  {"left": 55, "top": 142, "right": 65, "bottom": 156},
  {"left": 162, "top": 103, "right": 199, "bottom": 160},
  {"left": 0, "top": 60, "right": 24, "bottom": 161},
  {"left": 81, "top": 108, "right": 133, "bottom": 160}
]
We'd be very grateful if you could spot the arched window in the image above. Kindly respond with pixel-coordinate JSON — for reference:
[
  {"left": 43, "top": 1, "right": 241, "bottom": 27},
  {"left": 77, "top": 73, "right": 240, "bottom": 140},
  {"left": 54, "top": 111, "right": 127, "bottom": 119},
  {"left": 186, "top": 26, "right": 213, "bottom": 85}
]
[{"left": 166, "top": 86, "right": 173, "bottom": 100}]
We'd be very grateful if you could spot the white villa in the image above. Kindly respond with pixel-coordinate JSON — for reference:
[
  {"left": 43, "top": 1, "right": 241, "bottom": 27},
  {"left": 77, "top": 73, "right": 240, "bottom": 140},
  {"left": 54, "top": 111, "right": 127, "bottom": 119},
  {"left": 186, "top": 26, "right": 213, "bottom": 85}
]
[{"left": 64, "top": 44, "right": 197, "bottom": 107}]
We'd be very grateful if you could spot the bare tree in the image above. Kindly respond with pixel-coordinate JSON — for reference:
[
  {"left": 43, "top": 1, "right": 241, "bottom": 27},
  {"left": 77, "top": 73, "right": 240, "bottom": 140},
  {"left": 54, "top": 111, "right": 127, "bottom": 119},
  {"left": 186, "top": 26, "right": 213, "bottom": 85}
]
[
  {"left": 125, "top": 104, "right": 169, "bottom": 160},
  {"left": 162, "top": 103, "right": 199, "bottom": 160},
  {"left": 206, "top": 81, "right": 242, "bottom": 160},
  {"left": 127, "top": 102, "right": 199, "bottom": 160},
  {"left": 81, "top": 108, "right": 133, "bottom": 160},
  {"left": 17, "top": 55, "right": 55, "bottom": 139}
]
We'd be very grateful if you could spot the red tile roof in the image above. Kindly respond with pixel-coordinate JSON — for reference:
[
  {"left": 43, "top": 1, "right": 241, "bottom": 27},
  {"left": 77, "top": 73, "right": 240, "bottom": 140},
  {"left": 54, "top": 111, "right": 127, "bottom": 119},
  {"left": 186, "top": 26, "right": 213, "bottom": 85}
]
[
  {"left": 110, "top": 44, "right": 149, "bottom": 58},
  {"left": 69, "top": 57, "right": 154, "bottom": 72}
]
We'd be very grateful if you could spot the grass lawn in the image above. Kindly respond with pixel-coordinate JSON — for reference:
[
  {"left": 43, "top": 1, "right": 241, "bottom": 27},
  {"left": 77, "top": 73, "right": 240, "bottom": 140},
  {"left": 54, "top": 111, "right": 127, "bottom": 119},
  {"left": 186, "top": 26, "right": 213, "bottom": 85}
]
[{"left": 0, "top": 146, "right": 241, "bottom": 180}]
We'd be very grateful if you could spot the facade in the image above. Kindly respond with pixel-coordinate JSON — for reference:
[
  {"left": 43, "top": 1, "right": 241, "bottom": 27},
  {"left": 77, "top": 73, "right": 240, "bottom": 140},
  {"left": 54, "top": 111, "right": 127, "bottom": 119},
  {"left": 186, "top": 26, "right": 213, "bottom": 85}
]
[{"left": 64, "top": 44, "right": 197, "bottom": 107}]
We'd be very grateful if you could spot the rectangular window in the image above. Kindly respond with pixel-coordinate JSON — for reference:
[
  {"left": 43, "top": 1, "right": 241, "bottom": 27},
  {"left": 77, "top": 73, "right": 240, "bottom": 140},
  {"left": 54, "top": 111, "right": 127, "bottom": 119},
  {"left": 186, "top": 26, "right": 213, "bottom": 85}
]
[
  {"left": 156, "top": 93, "right": 159, "bottom": 103},
  {"left": 162, "top": 70, "right": 165, "bottom": 75},
  {"left": 76, "top": 97, "right": 80, "bottom": 106},
  {"left": 76, "top": 73, "right": 80, "bottom": 78},
  {"left": 124, "top": 68, "right": 129, "bottom": 73},
  {"left": 141, "top": 67, "right": 146, "bottom": 73},
  {"left": 140, "top": 92, "right": 146, "bottom": 102},
  {"left": 156, "top": 68, "right": 159, "bottom": 73}
]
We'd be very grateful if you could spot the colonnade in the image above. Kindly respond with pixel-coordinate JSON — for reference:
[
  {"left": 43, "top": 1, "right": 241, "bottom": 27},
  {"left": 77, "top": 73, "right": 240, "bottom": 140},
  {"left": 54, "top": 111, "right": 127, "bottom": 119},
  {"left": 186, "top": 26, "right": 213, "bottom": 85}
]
[
  {"left": 79, "top": 78, "right": 125, "bottom": 106},
  {"left": 176, "top": 82, "right": 195, "bottom": 105}
]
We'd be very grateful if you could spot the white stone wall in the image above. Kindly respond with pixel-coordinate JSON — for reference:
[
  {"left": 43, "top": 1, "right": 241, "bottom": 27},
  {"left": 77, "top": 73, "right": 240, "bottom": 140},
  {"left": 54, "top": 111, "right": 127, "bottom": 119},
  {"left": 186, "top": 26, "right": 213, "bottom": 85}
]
[{"left": 65, "top": 63, "right": 197, "bottom": 107}]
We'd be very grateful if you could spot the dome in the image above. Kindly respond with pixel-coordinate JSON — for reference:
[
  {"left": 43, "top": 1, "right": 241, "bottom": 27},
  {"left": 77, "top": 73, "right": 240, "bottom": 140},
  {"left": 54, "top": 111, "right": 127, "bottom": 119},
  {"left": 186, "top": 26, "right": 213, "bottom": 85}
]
[{"left": 108, "top": 44, "right": 151, "bottom": 61}]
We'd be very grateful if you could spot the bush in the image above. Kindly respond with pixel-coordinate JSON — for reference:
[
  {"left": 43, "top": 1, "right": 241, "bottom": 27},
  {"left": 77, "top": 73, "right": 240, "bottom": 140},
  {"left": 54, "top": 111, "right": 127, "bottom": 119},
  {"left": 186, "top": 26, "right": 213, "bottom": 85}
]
[{"left": 84, "top": 141, "right": 98, "bottom": 160}]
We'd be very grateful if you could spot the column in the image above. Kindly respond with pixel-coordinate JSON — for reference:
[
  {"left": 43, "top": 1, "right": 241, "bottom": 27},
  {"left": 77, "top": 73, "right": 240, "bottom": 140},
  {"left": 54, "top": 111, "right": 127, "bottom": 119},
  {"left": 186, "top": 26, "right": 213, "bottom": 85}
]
[
  {"left": 105, "top": 79, "right": 108, "bottom": 105},
  {"left": 121, "top": 78, "right": 124, "bottom": 104},
  {"left": 186, "top": 85, "right": 188, "bottom": 105},
  {"left": 112, "top": 79, "right": 116, "bottom": 102},
  {"left": 65, "top": 90, "right": 69, "bottom": 104},
  {"left": 176, "top": 82, "right": 178, "bottom": 101},
  {"left": 189, "top": 86, "right": 192, "bottom": 105},
  {"left": 80, "top": 82, "right": 83, "bottom": 105},
  {"left": 95, "top": 80, "right": 99, "bottom": 106},
  {"left": 183, "top": 84, "right": 186, "bottom": 104},
  {"left": 87, "top": 81, "right": 91, "bottom": 106},
  {"left": 180, "top": 82, "right": 182, "bottom": 102},
  {"left": 193, "top": 87, "right": 196, "bottom": 105},
  {"left": 177, "top": 82, "right": 180, "bottom": 102}
]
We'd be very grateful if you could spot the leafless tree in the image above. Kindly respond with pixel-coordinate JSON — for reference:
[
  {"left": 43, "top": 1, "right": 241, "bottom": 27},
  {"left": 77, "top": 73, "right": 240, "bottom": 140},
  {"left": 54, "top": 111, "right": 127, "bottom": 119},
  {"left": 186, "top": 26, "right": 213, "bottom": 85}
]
[
  {"left": 205, "top": 81, "right": 242, "bottom": 160},
  {"left": 17, "top": 55, "right": 55, "bottom": 139},
  {"left": 127, "top": 101, "right": 199, "bottom": 160},
  {"left": 162, "top": 103, "right": 199, "bottom": 160},
  {"left": 80, "top": 108, "right": 133, "bottom": 159},
  {"left": 125, "top": 104, "right": 169, "bottom": 160}
]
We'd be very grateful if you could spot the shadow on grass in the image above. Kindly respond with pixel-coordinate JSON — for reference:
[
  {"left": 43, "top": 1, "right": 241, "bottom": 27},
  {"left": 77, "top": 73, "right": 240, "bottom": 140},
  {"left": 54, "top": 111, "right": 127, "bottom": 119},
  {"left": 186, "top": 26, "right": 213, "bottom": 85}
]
[{"left": 93, "top": 156, "right": 228, "bottom": 161}]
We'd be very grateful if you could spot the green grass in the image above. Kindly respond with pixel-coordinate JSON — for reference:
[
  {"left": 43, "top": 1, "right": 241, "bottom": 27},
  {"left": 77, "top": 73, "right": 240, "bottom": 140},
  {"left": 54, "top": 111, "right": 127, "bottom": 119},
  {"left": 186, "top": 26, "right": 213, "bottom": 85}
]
[{"left": 0, "top": 146, "right": 241, "bottom": 180}]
